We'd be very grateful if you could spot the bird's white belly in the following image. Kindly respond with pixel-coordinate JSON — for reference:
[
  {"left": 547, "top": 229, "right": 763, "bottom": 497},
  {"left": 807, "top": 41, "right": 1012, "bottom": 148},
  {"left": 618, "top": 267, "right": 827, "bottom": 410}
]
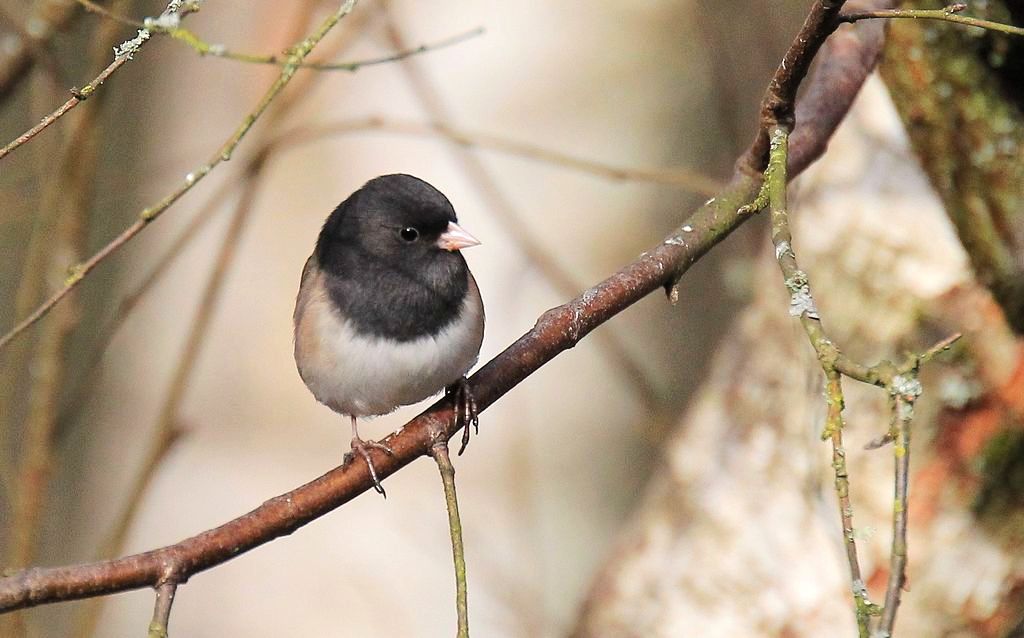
[{"left": 296, "top": 285, "right": 483, "bottom": 417}]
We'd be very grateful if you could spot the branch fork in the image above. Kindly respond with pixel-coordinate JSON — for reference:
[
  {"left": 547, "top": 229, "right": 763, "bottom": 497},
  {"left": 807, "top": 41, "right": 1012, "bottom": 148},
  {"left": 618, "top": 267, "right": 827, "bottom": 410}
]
[{"left": 763, "top": 125, "right": 959, "bottom": 636}]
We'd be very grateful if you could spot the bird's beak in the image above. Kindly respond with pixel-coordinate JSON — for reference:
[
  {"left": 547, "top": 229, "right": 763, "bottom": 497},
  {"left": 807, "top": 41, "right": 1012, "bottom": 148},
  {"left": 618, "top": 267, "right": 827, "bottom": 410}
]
[{"left": 437, "top": 221, "right": 481, "bottom": 251}]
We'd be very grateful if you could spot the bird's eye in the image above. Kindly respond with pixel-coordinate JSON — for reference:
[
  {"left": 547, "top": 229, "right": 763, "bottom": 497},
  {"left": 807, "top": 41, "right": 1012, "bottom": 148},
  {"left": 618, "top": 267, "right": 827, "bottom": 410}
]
[{"left": 400, "top": 227, "right": 420, "bottom": 242}]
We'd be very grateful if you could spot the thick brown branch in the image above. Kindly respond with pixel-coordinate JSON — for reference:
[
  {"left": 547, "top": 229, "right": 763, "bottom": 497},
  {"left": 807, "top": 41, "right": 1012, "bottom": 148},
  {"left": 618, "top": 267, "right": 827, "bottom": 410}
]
[
  {"left": 789, "top": 0, "right": 894, "bottom": 175},
  {"left": 0, "top": 0, "right": 889, "bottom": 614},
  {"left": 738, "top": 0, "right": 849, "bottom": 174}
]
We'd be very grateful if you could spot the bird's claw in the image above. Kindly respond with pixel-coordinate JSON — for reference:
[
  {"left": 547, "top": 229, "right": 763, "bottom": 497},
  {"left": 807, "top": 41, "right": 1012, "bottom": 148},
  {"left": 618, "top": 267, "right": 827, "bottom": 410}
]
[
  {"left": 348, "top": 436, "right": 394, "bottom": 497},
  {"left": 448, "top": 377, "right": 479, "bottom": 455}
]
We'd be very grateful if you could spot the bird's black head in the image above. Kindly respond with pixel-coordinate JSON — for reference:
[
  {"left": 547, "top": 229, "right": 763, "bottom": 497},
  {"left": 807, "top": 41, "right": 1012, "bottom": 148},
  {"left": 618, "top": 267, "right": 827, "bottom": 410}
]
[
  {"left": 316, "top": 174, "right": 472, "bottom": 269},
  {"left": 314, "top": 174, "right": 479, "bottom": 340}
]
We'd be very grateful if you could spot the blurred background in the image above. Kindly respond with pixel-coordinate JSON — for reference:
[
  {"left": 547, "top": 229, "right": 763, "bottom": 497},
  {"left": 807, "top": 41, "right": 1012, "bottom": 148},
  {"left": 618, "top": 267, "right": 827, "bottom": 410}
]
[{"left": 2, "top": 1, "right": 1022, "bottom": 637}]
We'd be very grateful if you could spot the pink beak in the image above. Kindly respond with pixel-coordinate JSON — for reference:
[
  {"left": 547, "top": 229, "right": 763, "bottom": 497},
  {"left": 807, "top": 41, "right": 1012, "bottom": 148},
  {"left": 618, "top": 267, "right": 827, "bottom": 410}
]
[{"left": 437, "top": 221, "right": 481, "bottom": 251}]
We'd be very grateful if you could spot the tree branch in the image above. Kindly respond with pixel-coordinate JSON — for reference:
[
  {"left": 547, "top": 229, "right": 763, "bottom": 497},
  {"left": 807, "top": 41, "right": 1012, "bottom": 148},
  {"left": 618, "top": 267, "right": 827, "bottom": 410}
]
[
  {"left": 0, "top": 0, "right": 890, "bottom": 614},
  {"left": 765, "top": 126, "right": 876, "bottom": 636},
  {"left": 0, "top": 0, "right": 193, "bottom": 162},
  {"left": 841, "top": 5, "right": 1024, "bottom": 37},
  {"left": 763, "top": 126, "right": 959, "bottom": 635},
  {"left": 738, "top": 0, "right": 851, "bottom": 175},
  {"left": 75, "top": 0, "right": 486, "bottom": 72},
  {"left": 0, "top": 0, "right": 81, "bottom": 99},
  {"left": 275, "top": 116, "right": 723, "bottom": 195},
  {"left": 432, "top": 442, "right": 469, "bottom": 638},
  {"left": 146, "top": 582, "right": 177, "bottom": 638}
]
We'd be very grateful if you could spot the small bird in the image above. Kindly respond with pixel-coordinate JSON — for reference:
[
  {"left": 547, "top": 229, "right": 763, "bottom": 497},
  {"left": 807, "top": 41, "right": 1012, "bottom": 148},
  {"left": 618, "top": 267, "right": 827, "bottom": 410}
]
[{"left": 293, "top": 174, "right": 485, "bottom": 496}]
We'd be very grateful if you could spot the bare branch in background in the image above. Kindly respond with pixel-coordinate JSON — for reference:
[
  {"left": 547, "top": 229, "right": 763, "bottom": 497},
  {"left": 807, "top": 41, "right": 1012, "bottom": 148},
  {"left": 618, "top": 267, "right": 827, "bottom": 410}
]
[
  {"left": 1, "top": 3, "right": 137, "bottom": 634},
  {"left": 53, "top": 180, "right": 237, "bottom": 440},
  {"left": 0, "top": 0, "right": 359, "bottom": 352},
  {"left": 0, "top": 0, "right": 196, "bottom": 162},
  {"left": 277, "top": 116, "right": 723, "bottom": 195},
  {"left": 738, "top": 0, "right": 851, "bottom": 175},
  {"left": 0, "top": 0, "right": 81, "bottom": 99},
  {"left": 75, "top": 0, "right": 485, "bottom": 72}
]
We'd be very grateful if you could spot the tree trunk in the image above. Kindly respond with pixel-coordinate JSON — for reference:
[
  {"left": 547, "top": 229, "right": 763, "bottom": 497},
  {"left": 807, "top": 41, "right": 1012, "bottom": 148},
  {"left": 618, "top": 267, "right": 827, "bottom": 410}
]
[{"left": 573, "top": 78, "right": 1024, "bottom": 637}]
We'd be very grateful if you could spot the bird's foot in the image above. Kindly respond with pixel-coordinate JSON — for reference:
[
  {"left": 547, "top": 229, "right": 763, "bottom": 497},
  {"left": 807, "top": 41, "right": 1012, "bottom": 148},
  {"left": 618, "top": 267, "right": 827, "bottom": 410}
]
[
  {"left": 447, "top": 376, "right": 479, "bottom": 455},
  {"left": 347, "top": 436, "right": 395, "bottom": 497}
]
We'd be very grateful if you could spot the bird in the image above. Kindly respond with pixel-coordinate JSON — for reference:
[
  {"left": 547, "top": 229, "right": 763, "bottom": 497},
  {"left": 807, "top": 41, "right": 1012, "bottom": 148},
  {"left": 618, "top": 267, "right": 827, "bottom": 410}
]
[{"left": 293, "top": 174, "right": 485, "bottom": 496}]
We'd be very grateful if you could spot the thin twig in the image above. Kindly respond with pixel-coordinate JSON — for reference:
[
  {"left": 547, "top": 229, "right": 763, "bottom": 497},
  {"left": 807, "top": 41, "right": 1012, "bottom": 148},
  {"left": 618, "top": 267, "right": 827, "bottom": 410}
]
[
  {"left": 738, "top": 0, "right": 850, "bottom": 174},
  {"left": 171, "top": 25, "right": 484, "bottom": 70},
  {"left": 873, "top": 337, "right": 958, "bottom": 633},
  {"left": 56, "top": 6, "right": 374, "bottom": 443},
  {"left": 83, "top": 169, "right": 259, "bottom": 568},
  {"left": 6, "top": 0, "right": 130, "bottom": 567},
  {"left": 5, "top": 299, "right": 78, "bottom": 635},
  {"left": 277, "top": 116, "right": 722, "bottom": 195},
  {"left": 764, "top": 127, "right": 876, "bottom": 635},
  {"left": 0, "top": 109, "right": 62, "bottom": 510},
  {"left": 147, "top": 582, "right": 177, "bottom": 638},
  {"left": 71, "top": 420, "right": 184, "bottom": 638},
  {"left": 0, "top": 64, "right": 122, "bottom": 161},
  {"left": 877, "top": 393, "right": 907, "bottom": 635},
  {"left": 116, "top": 174, "right": 259, "bottom": 532},
  {"left": 840, "top": 6, "right": 1024, "bottom": 37},
  {"left": 0, "top": 0, "right": 188, "bottom": 162},
  {"left": 917, "top": 333, "right": 961, "bottom": 365},
  {"left": 757, "top": 128, "right": 880, "bottom": 386},
  {"left": 75, "top": 0, "right": 483, "bottom": 71},
  {"left": 823, "top": 369, "right": 877, "bottom": 634},
  {"left": 76, "top": 0, "right": 143, "bottom": 27},
  {"left": 432, "top": 442, "right": 469, "bottom": 638},
  {"left": 0, "top": 5, "right": 80, "bottom": 517},
  {"left": 0, "top": 0, "right": 360, "bottom": 354},
  {"left": 877, "top": 371, "right": 921, "bottom": 635}
]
